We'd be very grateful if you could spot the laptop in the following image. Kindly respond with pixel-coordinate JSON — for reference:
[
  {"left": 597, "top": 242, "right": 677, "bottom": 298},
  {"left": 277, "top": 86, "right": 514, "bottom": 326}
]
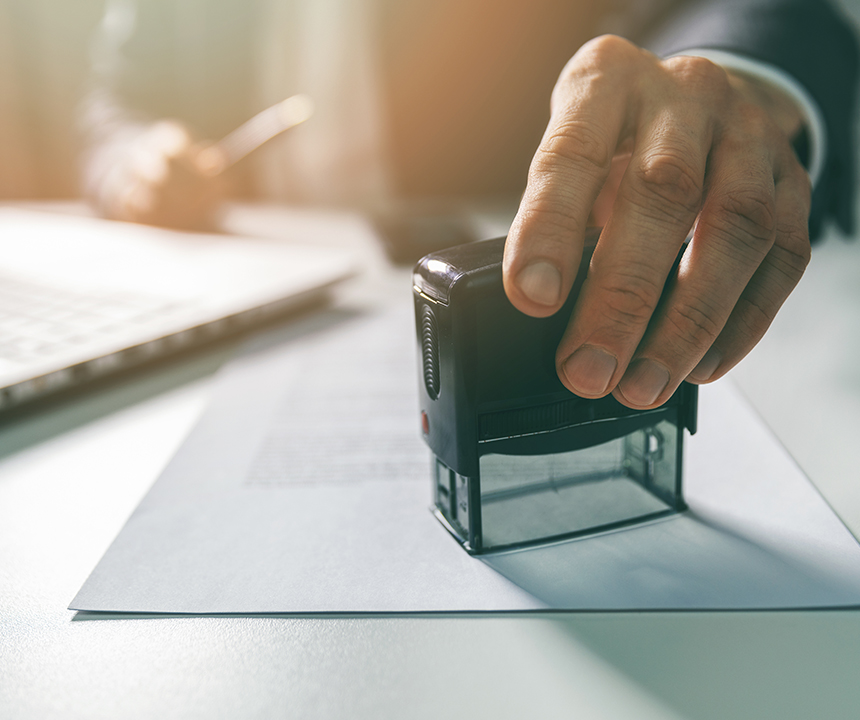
[{"left": 0, "top": 207, "right": 359, "bottom": 411}]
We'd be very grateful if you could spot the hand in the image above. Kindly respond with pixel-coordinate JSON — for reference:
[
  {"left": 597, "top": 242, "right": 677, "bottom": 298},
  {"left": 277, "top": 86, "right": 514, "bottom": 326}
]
[
  {"left": 502, "top": 35, "right": 811, "bottom": 409},
  {"left": 99, "top": 121, "right": 226, "bottom": 231}
]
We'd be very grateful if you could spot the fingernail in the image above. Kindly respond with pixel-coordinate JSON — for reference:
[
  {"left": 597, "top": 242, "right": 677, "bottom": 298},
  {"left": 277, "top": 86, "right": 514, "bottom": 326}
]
[
  {"left": 689, "top": 348, "right": 721, "bottom": 383},
  {"left": 563, "top": 346, "right": 617, "bottom": 396},
  {"left": 618, "top": 359, "right": 670, "bottom": 407},
  {"left": 516, "top": 261, "right": 562, "bottom": 307}
]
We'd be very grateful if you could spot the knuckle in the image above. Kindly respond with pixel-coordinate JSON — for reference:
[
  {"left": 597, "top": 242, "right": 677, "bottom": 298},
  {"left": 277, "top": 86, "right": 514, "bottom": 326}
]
[
  {"left": 664, "top": 300, "right": 724, "bottom": 351},
  {"left": 551, "top": 35, "right": 658, "bottom": 109},
  {"left": 598, "top": 271, "right": 663, "bottom": 329},
  {"left": 538, "top": 120, "right": 613, "bottom": 174},
  {"left": 771, "top": 225, "right": 811, "bottom": 282},
  {"left": 783, "top": 160, "right": 813, "bottom": 208},
  {"left": 736, "top": 101, "right": 773, "bottom": 138},
  {"left": 705, "top": 184, "right": 777, "bottom": 252},
  {"left": 577, "top": 34, "right": 640, "bottom": 70},
  {"left": 793, "top": 162, "right": 814, "bottom": 196},
  {"left": 627, "top": 150, "right": 703, "bottom": 219},
  {"left": 733, "top": 296, "right": 773, "bottom": 344},
  {"left": 664, "top": 55, "right": 729, "bottom": 98},
  {"left": 517, "top": 198, "right": 582, "bottom": 246},
  {"left": 555, "top": 35, "right": 645, "bottom": 103}
]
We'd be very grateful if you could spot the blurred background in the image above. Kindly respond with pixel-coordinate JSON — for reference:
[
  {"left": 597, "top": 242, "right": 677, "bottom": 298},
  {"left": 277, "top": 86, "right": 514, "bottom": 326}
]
[
  {"left": 0, "top": 0, "right": 105, "bottom": 198},
  {"left": 1, "top": 0, "right": 858, "bottom": 208},
  {"left": 0, "top": 0, "right": 607, "bottom": 209}
]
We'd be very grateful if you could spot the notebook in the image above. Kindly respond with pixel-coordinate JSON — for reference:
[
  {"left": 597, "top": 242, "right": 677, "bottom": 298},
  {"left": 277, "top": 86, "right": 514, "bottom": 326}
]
[{"left": 0, "top": 207, "right": 358, "bottom": 410}]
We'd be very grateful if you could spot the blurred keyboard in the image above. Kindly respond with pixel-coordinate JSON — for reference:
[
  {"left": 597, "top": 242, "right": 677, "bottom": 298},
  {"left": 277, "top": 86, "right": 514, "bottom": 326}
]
[
  {"left": 0, "top": 273, "right": 184, "bottom": 366},
  {"left": 0, "top": 272, "right": 199, "bottom": 408},
  {"left": 0, "top": 207, "right": 358, "bottom": 411}
]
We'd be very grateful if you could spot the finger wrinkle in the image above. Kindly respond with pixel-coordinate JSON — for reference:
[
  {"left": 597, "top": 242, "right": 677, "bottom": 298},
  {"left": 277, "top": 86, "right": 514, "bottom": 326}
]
[
  {"left": 593, "top": 273, "right": 663, "bottom": 328},
  {"left": 513, "top": 203, "right": 585, "bottom": 239},
  {"left": 711, "top": 187, "right": 776, "bottom": 239},
  {"left": 765, "top": 241, "right": 811, "bottom": 282},
  {"left": 731, "top": 295, "right": 774, "bottom": 341},
  {"left": 662, "top": 299, "right": 725, "bottom": 352},
  {"left": 525, "top": 166, "right": 596, "bottom": 203},
  {"left": 633, "top": 150, "right": 704, "bottom": 211},
  {"left": 538, "top": 124, "right": 614, "bottom": 174},
  {"left": 694, "top": 216, "right": 775, "bottom": 267}
]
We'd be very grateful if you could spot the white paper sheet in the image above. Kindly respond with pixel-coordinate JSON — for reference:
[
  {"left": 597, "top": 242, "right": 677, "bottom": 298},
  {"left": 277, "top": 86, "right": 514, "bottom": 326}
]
[{"left": 71, "top": 303, "right": 860, "bottom": 613}]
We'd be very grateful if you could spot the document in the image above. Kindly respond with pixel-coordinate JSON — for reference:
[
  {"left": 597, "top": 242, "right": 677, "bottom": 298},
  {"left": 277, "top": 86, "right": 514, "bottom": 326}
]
[{"left": 71, "top": 303, "right": 860, "bottom": 613}]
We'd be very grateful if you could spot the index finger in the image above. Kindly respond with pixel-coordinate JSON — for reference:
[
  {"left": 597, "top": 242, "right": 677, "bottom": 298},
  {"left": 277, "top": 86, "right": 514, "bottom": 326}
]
[{"left": 502, "top": 36, "right": 636, "bottom": 318}]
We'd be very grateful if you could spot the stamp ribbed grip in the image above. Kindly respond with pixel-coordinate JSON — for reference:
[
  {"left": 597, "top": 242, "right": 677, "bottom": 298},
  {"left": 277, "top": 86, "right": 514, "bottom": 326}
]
[{"left": 421, "top": 304, "right": 440, "bottom": 400}]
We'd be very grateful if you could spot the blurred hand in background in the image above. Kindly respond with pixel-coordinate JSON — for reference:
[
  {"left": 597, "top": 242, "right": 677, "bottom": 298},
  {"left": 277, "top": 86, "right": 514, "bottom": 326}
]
[{"left": 93, "top": 120, "right": 226, "bottom": 231}]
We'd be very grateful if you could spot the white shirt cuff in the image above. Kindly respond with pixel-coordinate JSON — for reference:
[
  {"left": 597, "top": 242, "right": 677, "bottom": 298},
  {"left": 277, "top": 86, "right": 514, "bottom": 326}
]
[{"left": 671, "top": 48, "right": 826, "bottom": 188}]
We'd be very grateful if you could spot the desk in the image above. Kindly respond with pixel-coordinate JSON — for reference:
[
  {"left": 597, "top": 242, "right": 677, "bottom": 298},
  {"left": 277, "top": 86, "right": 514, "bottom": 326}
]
[{"left": 2, "top": 204, "right": 860, "bottom": 720}]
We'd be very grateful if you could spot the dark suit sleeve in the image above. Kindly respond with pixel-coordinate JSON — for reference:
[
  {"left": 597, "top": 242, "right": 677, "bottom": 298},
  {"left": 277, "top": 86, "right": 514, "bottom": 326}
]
[{"left": 644, "top": 0, "right": 860, "bottom": 239}]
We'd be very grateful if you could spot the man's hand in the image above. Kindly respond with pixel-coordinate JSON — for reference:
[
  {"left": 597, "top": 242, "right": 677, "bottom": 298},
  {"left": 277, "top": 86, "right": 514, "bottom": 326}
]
[
  {"left": 503, "top": 35, "right": 811, "bottom": 409},
  {"left": 100, "top": 121, "right": 226, "bottom": 231}
]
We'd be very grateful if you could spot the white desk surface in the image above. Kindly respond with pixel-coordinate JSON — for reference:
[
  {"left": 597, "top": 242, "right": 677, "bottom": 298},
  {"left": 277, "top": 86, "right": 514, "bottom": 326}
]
[{"left": 2, "top": 203, "right": 860, "bottom": 720}]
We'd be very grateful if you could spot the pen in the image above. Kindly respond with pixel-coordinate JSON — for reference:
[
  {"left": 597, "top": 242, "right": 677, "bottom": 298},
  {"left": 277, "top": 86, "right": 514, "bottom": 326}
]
[{"left": 196, "top": 94, "right": 314, "bottom": 177}]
